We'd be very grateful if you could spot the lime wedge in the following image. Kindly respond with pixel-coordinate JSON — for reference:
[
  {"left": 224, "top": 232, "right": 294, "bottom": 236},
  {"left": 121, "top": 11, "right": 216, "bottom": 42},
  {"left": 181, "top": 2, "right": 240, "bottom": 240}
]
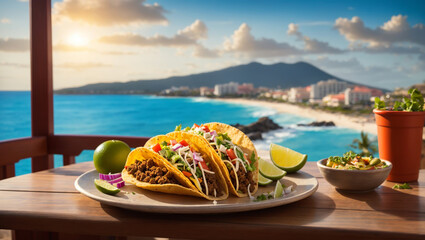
[
  {"left": 273, "top": 181, "right": 284, "bottom": 198},
  {"left": 259, "top": 158, "right": 286, "bottom": 181},
  {"left": 258, "top": 173, "right": 273, "bottom": 186},
  {"left": 94, "top": 179, "right": 120, "bottom": 195},
  {"left": 270, "top": 143, "right": 307, "bottom": 173}
]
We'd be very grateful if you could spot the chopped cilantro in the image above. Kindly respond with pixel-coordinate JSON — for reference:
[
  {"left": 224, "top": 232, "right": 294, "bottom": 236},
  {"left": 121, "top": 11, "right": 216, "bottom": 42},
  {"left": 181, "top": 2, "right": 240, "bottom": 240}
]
[{"left": 393, "top": 183, "right": 412, "bottom": 189}]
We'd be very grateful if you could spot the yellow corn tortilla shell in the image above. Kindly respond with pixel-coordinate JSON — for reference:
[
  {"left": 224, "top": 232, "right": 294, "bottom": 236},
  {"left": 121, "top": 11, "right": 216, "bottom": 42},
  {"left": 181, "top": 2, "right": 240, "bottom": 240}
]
[
  {"left": 204, "top": 122, "right": 259, "bottom": 198},
  {"left": 122, "top": 147, "right": 207, "bottom": 199},
  {"left": 144, "top": 132, "right": 229, "bottom": 201}
]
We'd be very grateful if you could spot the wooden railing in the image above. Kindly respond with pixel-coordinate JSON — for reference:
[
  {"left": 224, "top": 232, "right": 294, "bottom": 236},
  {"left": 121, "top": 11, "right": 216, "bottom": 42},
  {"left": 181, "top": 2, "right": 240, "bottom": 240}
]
[{"left": 0, "top": 135, "right": 149, "bottom": 180}]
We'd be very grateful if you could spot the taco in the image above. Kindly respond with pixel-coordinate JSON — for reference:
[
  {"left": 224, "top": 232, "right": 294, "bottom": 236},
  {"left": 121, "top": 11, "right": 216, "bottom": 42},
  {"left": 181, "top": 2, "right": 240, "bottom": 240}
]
[
  {"left": 175, "top": 122, "right": 259, "bottom": 197},
  {"left": 122, "top": 147, "right": 208, "bottom": 198},
  {"left": 144, "top": 132, "right": 229, "bottom": 200}
]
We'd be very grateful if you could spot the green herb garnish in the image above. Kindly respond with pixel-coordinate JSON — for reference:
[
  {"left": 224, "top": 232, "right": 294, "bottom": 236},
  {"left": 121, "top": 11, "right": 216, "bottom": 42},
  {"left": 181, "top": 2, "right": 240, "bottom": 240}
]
[
  {"left": 374, "top": 97, "right": 386, "bottom": 110},
  {"left": 392, "top": 183, "right": 412, "bottom": 189},
  {"left": 375, "top": 88, "right": 424, "bottom": 112},
  {"left": 253, "top": 193, "right": 274, "bottom": 202}
]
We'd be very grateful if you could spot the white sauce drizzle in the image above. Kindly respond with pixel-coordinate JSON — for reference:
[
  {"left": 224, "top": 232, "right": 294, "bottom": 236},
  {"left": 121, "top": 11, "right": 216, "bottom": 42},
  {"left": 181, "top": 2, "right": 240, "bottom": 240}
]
[{"left": 222, "top": 160, "right": 239, "bottom": 191}]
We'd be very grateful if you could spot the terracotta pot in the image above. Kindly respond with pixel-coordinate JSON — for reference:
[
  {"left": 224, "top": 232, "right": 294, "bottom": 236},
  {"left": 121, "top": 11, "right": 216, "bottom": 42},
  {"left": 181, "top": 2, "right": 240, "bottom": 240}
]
[{"left": 373, "top": 109, "right": 425, "bottom": 182}]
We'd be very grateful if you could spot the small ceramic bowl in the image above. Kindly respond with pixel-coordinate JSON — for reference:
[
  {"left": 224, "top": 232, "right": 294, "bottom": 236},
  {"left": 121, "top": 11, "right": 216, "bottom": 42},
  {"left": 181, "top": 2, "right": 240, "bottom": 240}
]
[{"left": 317, "top": 159, "right": 392, "bottom": 191}]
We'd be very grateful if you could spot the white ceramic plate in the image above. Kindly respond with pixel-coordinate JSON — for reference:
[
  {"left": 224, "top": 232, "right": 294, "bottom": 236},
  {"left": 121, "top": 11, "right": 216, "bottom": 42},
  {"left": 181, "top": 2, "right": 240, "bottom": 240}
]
[{"left": 75, "top": 169, "right": 318, "bottom": 214}]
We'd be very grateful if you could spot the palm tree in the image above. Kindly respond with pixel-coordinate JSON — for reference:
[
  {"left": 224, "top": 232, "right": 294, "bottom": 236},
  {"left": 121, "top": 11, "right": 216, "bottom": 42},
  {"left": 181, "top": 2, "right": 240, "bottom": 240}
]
[{"left": 350, "top": 131, "right": 378, "bottom": 157}]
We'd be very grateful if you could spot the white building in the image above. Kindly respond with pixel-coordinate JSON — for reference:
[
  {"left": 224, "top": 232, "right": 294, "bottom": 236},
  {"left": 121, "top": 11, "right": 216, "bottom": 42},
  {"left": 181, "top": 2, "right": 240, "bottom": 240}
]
[
  {"left": 345, "top": 87, "right": 372, "bottom": 105},
  {"left": 310, "top": 79, "right": 348, "bottom": 100},
  {"left": 214, "top": 82, "right": 239, "bottom": 96},
  {"left": 288, "top": 87, "right": 310, "bottom": 103}
]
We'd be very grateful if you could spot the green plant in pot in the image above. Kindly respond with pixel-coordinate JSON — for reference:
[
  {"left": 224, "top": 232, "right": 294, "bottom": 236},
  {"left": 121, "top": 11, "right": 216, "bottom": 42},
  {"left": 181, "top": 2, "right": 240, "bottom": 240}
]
[{"left": 373, "top": 88, "right": 425, "bottom": 182}]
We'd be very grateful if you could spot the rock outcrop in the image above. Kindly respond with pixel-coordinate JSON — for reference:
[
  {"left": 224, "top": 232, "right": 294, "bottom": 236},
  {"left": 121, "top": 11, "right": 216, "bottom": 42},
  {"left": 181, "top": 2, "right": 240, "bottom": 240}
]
[
  {"left": 232, "top": 117, "right": 282, "bottom": 140},
  {"left": 297, "top": 121, "right": 335, "bottom": 127}
]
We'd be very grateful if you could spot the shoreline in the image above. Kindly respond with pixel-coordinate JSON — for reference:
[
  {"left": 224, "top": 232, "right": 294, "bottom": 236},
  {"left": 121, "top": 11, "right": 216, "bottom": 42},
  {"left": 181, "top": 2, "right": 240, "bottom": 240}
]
[{"left": 215, "top": 98, "right": 377, "bottom": 135}]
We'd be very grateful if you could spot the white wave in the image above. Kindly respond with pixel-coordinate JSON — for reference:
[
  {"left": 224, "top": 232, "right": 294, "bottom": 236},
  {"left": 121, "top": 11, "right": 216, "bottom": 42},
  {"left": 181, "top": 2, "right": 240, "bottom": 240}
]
[
  {"left": 190, "top": 97, "right": 212, "bottom": 103},
  {"left": 253, "top": 128, "right": 297, "bottom": 150},
  {"left": 251, "top": 109, "right": 277, "bottom": 118}
]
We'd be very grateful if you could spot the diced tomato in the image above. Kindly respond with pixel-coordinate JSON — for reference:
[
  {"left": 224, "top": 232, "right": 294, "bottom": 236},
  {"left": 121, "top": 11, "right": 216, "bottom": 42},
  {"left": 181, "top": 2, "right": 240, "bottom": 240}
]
[
  {"left": 170, "top": 139, "right": 177, "bottom": 146},
  {"left": 193, "top": 123, "right": 200, "bottom": 128},
  {"left": 200, "top": 161, "right": 210, "bottom": 171},
  {"left": 182, "top": 171, "right": 192, "bottom": 177},
  {"left": 226, "top": 149, "right": 237, "bottom": 160},
  {"left": 368, "top": 167, "right": 375, "bottom": 170},
  {"left": 202, "top": 125, "right": 210, "bottom": 132},
  {"left": 179, "top": 140, "right": 189, "bottom": 146},
  {"left": 244, "top": 153, "right": 251, "bottom": 164},
  {"left": 124, "top": 166, "right": 128, "bottom": 169},
  {"left": 198, "top": 178, "right": 203, "bottom": 183},
  {"left": 152, "top": 143, "right": 162, "bottom": 152}
]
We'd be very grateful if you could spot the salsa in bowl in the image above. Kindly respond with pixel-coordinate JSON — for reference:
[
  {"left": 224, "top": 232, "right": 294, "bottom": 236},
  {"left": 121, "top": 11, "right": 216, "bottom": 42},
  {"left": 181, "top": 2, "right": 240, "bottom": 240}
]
[
  {"left": 326, "top": 151, "right": 388, "bottom": 170},
  {"left": 317, "top": 151, "right": 392, "bottom": 191}
]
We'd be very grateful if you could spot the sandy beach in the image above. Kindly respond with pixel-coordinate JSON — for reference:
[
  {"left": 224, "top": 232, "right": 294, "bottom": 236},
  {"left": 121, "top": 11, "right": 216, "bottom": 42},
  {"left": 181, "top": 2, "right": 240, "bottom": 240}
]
[{"left": 217, "top": 98, "right": 378, "bottom": 135}]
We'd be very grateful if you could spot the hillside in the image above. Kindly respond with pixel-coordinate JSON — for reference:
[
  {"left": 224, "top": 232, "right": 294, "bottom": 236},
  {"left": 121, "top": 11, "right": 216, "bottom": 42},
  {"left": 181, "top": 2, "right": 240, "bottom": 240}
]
[{"left": 56, "top": 61, "right": 382, "bottom": 94}]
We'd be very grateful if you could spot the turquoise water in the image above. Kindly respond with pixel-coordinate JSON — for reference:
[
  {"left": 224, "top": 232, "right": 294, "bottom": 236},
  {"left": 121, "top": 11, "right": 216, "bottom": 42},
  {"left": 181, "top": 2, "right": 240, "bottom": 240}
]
[{"left": 0, "top": 91, "right": 363, "bottom": 176}]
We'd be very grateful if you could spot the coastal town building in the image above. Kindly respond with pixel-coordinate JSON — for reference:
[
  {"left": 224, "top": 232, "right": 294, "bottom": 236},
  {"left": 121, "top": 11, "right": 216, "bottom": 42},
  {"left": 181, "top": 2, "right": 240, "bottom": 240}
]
[
  {"left": 214, "top": 82, "right": 239, "bottom": 96},
  {"left": 288, "top": 87, "right": 310, "bottom": 103},
  {"left": 322, "top": 93, "right": 345, "bottom": 107},
  {"left": 200, "top": 87, "right": 214, "bottom": 96},
  {"left": 162, "top": 86, "right": 190, "bottom": 95},
  {"left": 237, "top": 83, "right": 255, "bottom": 95},
  {"left": 344, "top": 86, "right": 372, "bottom": 105},
  {"left": 310, "top": 79, "right": 348, "bottom": 100},
  {"left": 272, "top": 90, "right": 288, "bottom": 101}
]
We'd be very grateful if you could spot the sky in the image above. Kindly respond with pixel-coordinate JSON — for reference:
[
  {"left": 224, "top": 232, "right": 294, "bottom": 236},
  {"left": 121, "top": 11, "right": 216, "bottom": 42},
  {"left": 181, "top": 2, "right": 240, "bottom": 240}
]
[{"left": 0, "top": 0, "right": 424, "bottom": 90}]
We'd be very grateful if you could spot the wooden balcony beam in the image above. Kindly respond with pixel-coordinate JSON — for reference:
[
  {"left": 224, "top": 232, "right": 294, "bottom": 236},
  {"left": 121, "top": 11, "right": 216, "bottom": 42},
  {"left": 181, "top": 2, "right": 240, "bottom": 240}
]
[{"left": 30, "top": 0, "right": 54, "bottom": 172}]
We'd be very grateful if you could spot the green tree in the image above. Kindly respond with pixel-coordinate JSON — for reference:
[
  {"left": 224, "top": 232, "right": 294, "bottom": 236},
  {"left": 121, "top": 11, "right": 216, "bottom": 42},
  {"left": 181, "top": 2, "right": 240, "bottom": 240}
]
[{"left": 350, "top": 131, "right": 378, "bottom": 156}]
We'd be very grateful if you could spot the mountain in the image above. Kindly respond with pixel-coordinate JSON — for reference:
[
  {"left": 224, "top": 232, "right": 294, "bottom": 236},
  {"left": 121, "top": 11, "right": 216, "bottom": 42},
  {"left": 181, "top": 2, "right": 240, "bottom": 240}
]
[{"left": 56, "top": 61, "right": 384, "bottom": 94}]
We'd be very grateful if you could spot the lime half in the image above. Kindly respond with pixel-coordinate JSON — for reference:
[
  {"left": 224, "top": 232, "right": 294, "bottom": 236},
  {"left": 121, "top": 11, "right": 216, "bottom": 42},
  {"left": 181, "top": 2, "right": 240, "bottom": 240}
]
[
  {"left": 270, "top": 143, "right": 307, "bottom": 173},
  {"left": 259, "top": 158, "right": 286, "bottom": 181},
  {"left": 273, "top": 181, "right": 284, "bottom": 199},
  {"left": 94, "top": 179, "right": 120, "bottom": 195},
  {"left": 258, "top": 173, "right": 273, "bottom": 186}
]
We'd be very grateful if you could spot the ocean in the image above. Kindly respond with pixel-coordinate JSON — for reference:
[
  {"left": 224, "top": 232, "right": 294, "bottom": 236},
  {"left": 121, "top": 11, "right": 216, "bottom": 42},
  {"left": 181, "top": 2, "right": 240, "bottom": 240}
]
[{"left": 0, "top": 91, "right": 364, "bottom": 176}]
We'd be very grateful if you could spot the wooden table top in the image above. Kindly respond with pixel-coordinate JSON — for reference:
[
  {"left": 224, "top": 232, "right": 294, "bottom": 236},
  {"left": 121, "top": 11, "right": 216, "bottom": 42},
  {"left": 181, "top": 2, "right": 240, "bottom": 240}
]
[{"left": 0, "top": 161, "right": 424, "bottom": 240}]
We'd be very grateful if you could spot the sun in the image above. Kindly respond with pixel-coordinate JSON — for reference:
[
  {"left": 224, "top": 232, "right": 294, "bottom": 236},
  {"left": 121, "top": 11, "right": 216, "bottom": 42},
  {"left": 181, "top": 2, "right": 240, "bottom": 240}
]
[{"left": 67, "top": 33, "right": 88, "bottom": 47}]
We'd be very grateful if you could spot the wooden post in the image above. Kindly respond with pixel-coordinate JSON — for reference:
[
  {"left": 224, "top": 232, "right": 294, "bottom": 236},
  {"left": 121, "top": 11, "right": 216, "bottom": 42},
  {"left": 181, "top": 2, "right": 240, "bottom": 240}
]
[{"left": 30, "top": 0, "right": 54, "bottom": 172}]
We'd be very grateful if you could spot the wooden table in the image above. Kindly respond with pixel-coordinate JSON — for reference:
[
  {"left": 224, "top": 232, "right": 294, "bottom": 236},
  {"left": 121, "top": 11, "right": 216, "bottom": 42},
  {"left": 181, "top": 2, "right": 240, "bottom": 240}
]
[{"left": 0, "top": 162, "right": 424, "bottom": 240}]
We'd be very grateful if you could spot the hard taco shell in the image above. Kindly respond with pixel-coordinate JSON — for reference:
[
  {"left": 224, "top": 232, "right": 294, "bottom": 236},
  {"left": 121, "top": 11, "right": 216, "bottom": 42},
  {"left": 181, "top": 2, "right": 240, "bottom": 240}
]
[
  {"left": 122, "top": 147, "right": 208, "bottom": 198},
  {"left": 144, "top": 132, "right": 229, "bottom": 200},
  {"left": 203, "top": 122, "right": 259, "bottom": 197}
]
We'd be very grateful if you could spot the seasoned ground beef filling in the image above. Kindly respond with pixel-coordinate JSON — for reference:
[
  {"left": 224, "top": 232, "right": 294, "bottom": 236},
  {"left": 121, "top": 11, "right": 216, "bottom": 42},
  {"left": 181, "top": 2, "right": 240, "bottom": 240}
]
[
  {"left": 126, "top": 159, "right": 177, "bottom": 184},
  {"left": 203, "top": 172, "right": 222, "bottom": 196},
  {"left": 230, "top": 167, "right": 255, "bottom": 194}
]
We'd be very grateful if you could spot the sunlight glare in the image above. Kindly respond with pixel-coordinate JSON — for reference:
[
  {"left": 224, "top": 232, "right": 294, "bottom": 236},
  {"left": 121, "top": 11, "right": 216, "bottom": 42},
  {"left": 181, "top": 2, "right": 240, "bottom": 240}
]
[{"left": 67, "top": 33, "right": 88, "bottom": 47}]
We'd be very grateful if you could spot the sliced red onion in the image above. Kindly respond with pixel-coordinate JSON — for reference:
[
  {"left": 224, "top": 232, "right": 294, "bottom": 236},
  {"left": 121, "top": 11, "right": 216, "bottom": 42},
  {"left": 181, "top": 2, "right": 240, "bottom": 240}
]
[
  {"left": 116, "top": 181, "right": 125, "bottom": 188},
  {"left": 211, "top": 134, "right": 216, "bottom": 142},
  {"left": 193, "top": 152, "right": 203, "bottom": 163},
  {"left": 210, "top": 130, "right": 217, "bottom": 137},
  {"left": 108, "top": 177, "right": 123, "bottom": 184},
  {"left": 99, "top": 173, "right": 121, "bottom": 180},
  {"left": 172, "top": 143, "right": 182, "bottom": 151}
]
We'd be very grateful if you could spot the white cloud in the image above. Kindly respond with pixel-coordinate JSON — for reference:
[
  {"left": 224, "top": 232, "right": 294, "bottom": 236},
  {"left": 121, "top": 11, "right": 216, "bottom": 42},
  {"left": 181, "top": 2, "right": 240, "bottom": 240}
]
[
  {"left": 287, "top": 23, "right": 344, "bottom": 54},
  {"left": 99, "top": 20, "right": 206, "bottom": 47},
  {"left": 223, "top": 23, "right": 301, "bottom": 58},
  {"left": 178, "top": 20, "right": 208, "bottom": 40},
  {"left": 0, "top": 38, "right": 29, "bottom": 52},
  {"left": 0, "top": 61, "right": 29, "bottom": 68},
  {"left": 193, "top": 45, "right": 220, "bottom": 58},
  {"left": 334, "top": 15, "right": 425, "bottom": 47},
  {"left": 55, "top": 62, "right": 112, "bottom": 70},
  {"left": 1, "top": 18, "right": 11, "bottom": 24},
  {"left": 53, "top": 0, "right": 167, "bottom": 26}
]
